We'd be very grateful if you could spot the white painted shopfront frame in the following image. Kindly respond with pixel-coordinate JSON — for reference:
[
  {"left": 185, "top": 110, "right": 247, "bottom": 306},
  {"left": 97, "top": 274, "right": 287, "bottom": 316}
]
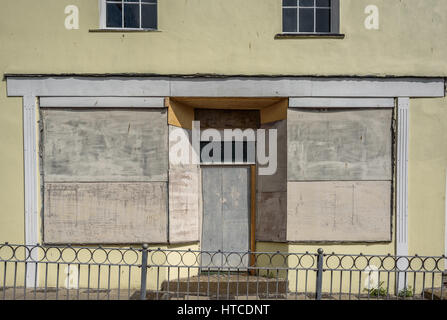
[{"left": 6, "top": 75, "right": 445, "bottom": 287}]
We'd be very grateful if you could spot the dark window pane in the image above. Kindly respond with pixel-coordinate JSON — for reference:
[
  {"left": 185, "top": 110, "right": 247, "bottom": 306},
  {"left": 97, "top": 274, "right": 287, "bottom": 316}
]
[
  {"left": 106, "top": 3, "right": 122, "bottom": 28},
  {"left": 283, "top": 0, "right": 297, "bottom": 6},
  {"left": 299, "top": 8, "right": 314, "bottom": 32},
  {"left": 300, "top": 0, "right": 314, "bottom": 7},
  {"left": 142, "top": 4, "right": 157, "bottom": 29},
  {"left": 283, "top": 8, "right": 297, "bottom": 32},
  {"left": 124, "top": 0, "right": 139, "bottom": 2},
  {"left": 142, "top": 0, "right": 157, "bottom": 3},
  {"left": 316, "top": 8, "right": 330, "bottom": 32},
  {"left": 316, "top": 0, "right": 330, "bottom": 7},
  {"left": 124, "top": 3, "right": 139, "bottom": 28}
]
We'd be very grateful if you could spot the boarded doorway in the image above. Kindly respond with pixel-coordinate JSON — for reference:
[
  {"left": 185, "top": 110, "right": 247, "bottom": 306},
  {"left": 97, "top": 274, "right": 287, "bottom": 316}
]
[{"left": 201, "top": 166, "right": 251, "bottom": 269}]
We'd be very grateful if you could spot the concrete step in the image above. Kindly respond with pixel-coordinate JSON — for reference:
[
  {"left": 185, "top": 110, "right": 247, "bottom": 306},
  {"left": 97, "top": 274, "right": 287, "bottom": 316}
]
[{"left": 160, "top": 274, "right": 288, "bottom": 296}]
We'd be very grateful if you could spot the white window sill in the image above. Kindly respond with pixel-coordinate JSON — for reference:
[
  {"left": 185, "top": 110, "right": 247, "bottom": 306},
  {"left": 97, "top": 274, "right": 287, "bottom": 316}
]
[{"left": 275, "top": 33, "right": 345, "bottom": 39}]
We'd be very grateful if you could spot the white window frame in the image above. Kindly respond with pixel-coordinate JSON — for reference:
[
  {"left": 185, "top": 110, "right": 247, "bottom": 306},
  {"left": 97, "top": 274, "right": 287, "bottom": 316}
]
[
  {"left": 99, "top": 0, "right": 157, "bottom": 30},
  {"left": 282, "top": 0, "right": 340, "bottom": 34}
]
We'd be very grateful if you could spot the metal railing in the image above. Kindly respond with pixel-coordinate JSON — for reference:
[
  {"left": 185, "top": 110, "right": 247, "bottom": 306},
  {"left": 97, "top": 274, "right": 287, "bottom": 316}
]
[{"left": 0, "top": 242, "right": 445, "bottom": 300}]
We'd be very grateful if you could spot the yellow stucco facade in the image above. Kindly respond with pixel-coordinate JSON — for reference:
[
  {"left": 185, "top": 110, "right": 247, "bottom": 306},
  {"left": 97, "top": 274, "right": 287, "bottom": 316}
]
[
  {"left": 0, "top": 0, "right": 446, "bottom": 261},
  {"left": 1, "top": 0, "right": 447, "bottom": 76}
]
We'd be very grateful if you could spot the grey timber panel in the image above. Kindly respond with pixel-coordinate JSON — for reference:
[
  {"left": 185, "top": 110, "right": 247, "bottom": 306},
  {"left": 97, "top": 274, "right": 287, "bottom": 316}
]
[
  {"left": 169, "top": 165, "right": 200, "bottom": 243},
  {"left": 287, "top": 109, "right": 392, "bottom": 181},
  {"left": 256, "top": 120, "right": 287, "bottom": 242},
  {"left": 43, "top": 182, "right": 168, "bottom": 244},
  {"left": 286, "top": 181, "right": 392, "bottom": 242},
  {"left": 42, "top": 109, "right": 168, "bottom": 182},
  {"left": 168, "top": 126, "right": 200, "bottom": 166},
  {"left": 201, "top": 168, "right": 224, "bottom": 267},
  {"left": 40, "top": 97, "right": 165, "bottom": 108},
  {"left": 168, "top": 125, "right": 201, "bottom": 243},
  {"left": 201, "top": 167, "right": 250, "bottom": 268},
  {"left": 257, "top": 120, "right": 287, "bottom": 192}
]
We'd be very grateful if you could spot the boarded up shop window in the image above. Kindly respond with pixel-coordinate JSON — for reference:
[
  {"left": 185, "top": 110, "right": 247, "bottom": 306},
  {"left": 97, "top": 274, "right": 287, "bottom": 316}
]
[
  {"left": 40, "top": 109, "right": 168, "bottom": 244},
  {"left": 287, "top": 109, "right": 393, "bottom": 242}
]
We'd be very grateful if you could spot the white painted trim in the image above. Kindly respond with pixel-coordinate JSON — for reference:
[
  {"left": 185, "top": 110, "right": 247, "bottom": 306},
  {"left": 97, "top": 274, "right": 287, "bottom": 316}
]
[
  {"left": 289, "top": 97, "right": 394, "bottom": 108},
  {"left": 330, "top": 0, "right": 340, "bottom": 34},
  {"left": 39, "top": 97, "right": 165, "bottom": 108},
  {"left": 23, "top": 95, "right": 39, "bottom": 288},
  {"left": 6, "top": 76, "right": 445, "bottom": 98},
  {"left": 396, "top": 97, "right": 410, "bottom": 291},
  {"left": 171, "top": 77, "right": 445, "bottom": 98}
]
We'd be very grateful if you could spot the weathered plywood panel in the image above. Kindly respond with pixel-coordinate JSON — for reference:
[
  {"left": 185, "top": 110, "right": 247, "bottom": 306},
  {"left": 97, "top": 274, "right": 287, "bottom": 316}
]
[
  {"left": 256, "top": 120, "right": 287, "bottom": 242},
  {"left": 42, "top": 109, "right": 168, "bottom": 182},
  {"left": 201, "top": 167, "right": 250, "bottom": 267},
  {"left": 168, "top": 125, "right": 201, "bottom": 243},
  {"left": 169, "top": 166, "right": 200, "bottom": 243},
  {"left": 167, "top": 98, "right": 195, "bottom": 130},
  {"left": 43, "top": 182, "right": 168, "bottom": 244},
  {"left": 260, "top": 99, "right": 288, "bottom": 124},
  {"left": 256, "top": 192, "right": 287, "bottom": 242},
  {"left": 287, "top": 181, "right": 391, "bottom": 242},
  {"left": 222, "top": 167, "right": 250, "bottom": 254},
  {"left": 258, "top": 120, "right": 287, "bottom": 170},
  {"left": 287, "top": 109, "right": 392, "bottom": 181},
  {"left": 201, "top": 168, "right": 223, "bottom": 253},
  {"left": 195, "top": 109, "right": 260, "bottom": 129},
  {"left": 168, "top": 126, "right": 200, "bottom": 166}
]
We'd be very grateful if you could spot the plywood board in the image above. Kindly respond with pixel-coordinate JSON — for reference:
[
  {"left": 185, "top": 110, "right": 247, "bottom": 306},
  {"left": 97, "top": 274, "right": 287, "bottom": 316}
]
[
  {"left": 169, "top": 166, "right": 200, "bottom": 243},
  {"left": 256, "top": 192, "right": 287, "bottom": 242},
  {"left": 167, "top": 98, "right": 195, "bottom": 130},
  {"left": 260, "top": 99, "right": 288, "bottom": 124},
  {"left": 287, "top": 109, "right": 392, "bottom": 181},
  {"left": 257, "top": 119, "right": 287, "bottom": 175},
  {"left": 201, "top": 167, "right": 250, "bottom": 267},
  {"left": 43, "top": 182, "right": 168, "bottom": 244},
  {"left": 173, "top": 97, "right": 284, "bottom": 109},
  {"left": 195, "top": 109, "right": 260, "bottom": 129},
  {"left": 41, "top": 109, "right": 168, "bottom": 182},
  {"left": 287, "top": 181, "right": 392, "bottom": 242}
]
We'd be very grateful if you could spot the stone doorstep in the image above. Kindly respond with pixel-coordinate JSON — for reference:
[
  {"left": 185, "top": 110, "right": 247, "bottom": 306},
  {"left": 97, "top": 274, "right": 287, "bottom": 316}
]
[
  {"left": 134, "top": 290, "right": 290, "bottom": 300},
  {"left": 160, "top": 278, "right": 288, "bottom": 296}
]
